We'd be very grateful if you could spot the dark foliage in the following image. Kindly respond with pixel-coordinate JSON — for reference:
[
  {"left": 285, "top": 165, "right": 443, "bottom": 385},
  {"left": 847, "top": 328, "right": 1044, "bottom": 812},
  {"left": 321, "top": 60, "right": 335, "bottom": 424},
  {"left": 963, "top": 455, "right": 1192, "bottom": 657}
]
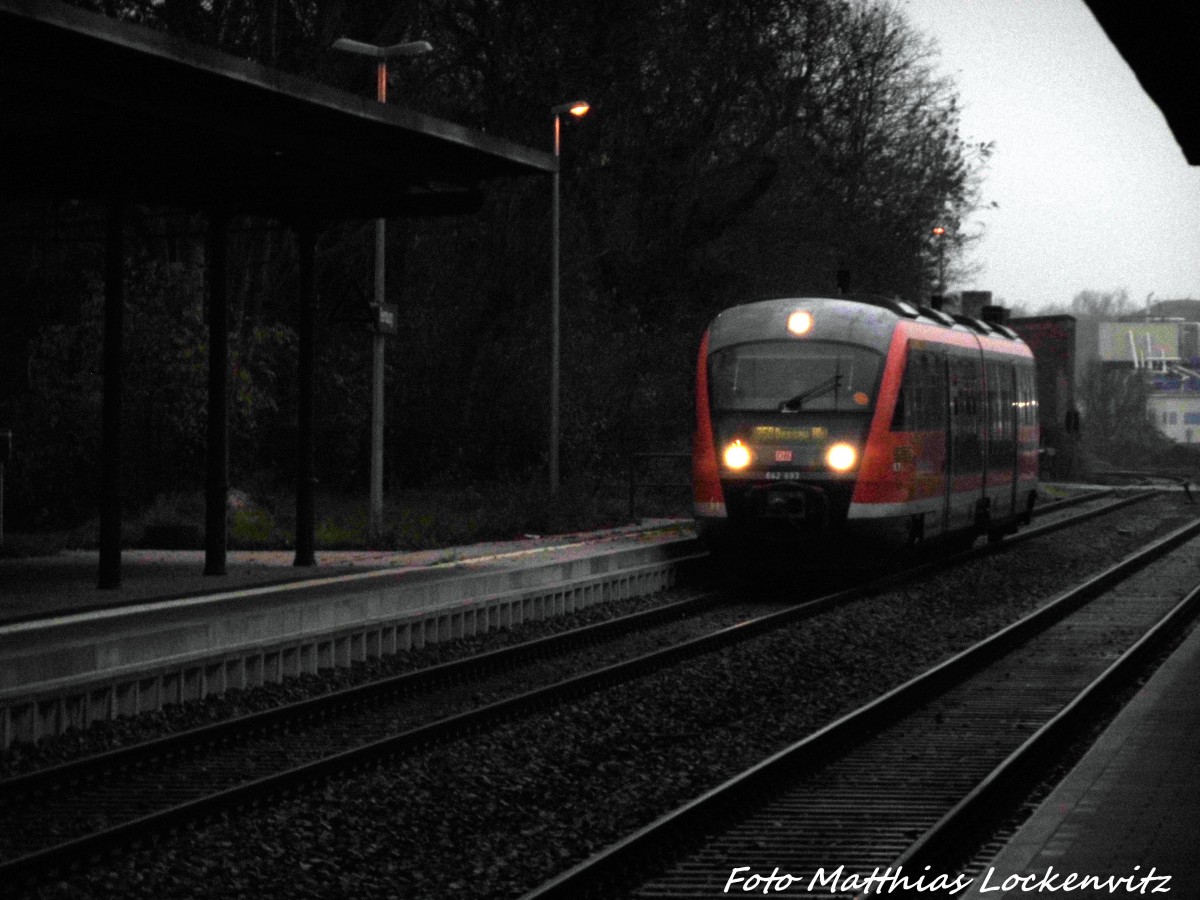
[
  {"left": 1077, "top": 360, "right": 1175, "bottom": 465},
  {"left": 0, "top": 0, "right": 986, "bottom": 529}
]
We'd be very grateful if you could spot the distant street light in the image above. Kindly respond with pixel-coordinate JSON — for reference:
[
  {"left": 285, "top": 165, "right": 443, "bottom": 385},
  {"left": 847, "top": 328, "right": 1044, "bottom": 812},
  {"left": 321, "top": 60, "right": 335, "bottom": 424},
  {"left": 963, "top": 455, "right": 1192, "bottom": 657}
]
[
  {"left": 333, "top": 36, "right": 432, "bottom": 540},
  {"left": 549, "top": 99, "right": 590, "bottom": 494},
  {"left": 931, "top": 225, "right": 947, "bottom": 294}
]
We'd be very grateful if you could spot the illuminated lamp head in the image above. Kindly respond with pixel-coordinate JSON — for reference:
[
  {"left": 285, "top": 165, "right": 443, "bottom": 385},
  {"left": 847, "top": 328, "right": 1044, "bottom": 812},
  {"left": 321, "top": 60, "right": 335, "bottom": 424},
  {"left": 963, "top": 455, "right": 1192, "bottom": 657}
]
[
  {"left": 553, "top": 99, "right": 591, "bottom": 118},
  {"left": 723, "top": 440, "right": 752, "bottom": 471},
  {"left": 787, "top": 310, "right": 813, "bottom": 336},
  {"left": 825, "top": 442, "right": 857, "bottom": 472}
]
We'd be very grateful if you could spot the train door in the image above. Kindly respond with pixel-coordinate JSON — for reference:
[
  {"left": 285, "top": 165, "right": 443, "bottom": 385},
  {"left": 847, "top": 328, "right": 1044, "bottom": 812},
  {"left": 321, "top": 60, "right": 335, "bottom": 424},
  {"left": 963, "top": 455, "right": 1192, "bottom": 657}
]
[
  {"left": 984, "top": 360, "right": 1018, "bottom": 520},
  {"left": 933, "top": 352, "right": 951, "bottom": 534},
  {"left": 1004, "top": 362, "right": 1019, "bottom": 515},
  {"left": 1015, "top": 361, "right": 1040, "bottom": 491},
  {"left": 949, "top": 351, "right": 986, "bottom": 530},
  {"left": 895, "top": 344, "right": 952, "bottom": 536}
]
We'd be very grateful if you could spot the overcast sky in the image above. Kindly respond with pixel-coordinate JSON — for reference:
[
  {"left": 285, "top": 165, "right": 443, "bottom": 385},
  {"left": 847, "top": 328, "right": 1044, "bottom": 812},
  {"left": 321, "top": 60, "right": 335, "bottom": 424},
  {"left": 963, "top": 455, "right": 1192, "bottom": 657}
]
[{"left": 899, "top": 0, "right": 1200, "bottom": 312}]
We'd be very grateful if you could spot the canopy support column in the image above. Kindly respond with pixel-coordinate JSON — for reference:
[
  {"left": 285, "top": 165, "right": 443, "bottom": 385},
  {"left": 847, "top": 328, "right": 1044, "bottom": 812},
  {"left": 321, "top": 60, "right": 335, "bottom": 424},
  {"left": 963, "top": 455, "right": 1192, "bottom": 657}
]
[
  {"left": 98, "top": 202, "right": 124, "bottom": 590},
  {"left": 294, "top": 224, "right": 317, "bottom": 567},
  {"left": 204, "top": 213, "right": 229, "bottom": 576}
]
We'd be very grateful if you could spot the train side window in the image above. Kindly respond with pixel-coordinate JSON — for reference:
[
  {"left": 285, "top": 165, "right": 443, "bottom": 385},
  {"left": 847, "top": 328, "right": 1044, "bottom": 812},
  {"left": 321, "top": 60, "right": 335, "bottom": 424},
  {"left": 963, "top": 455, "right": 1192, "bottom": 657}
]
[
  {"left": 1016, "top": 367, "right": 1026, "bottom": 427},
  {"left": 895, "top": 348, "right": 947, "bottom": 431},
  {"left": 891, "top": 383, "right": 906, "bottom": 429},
  {"left": 1029, "top": 367, "right": 1036, "bottom": 427},
  {"left": 987, "top": 361, "right": 1016, "bottom": 467},
  {"left": 1002, "top": 364, "right": 1012, "bottom": 439},
  {"left": 986, "top": 361, "right": 997, "bottom": 441},
  {"left": 894, "top": 346, "right": 924, "bottom": 430},
  {"left": 1015, "top": 367, "right": 1025, "bottom": 427},
  {"left": 911, "top": 352, "right": 926, "bottom": 429},
  {"left": 891, "top": 371, "right": 907, "bottom": 430},
  {"left": 1015, "top": 363, "right": 1037, "bottom": 427},
  {"left": 950, "top": 354, "right": 984, "bottom": 472},
  {"left": 924, "top": 351, "right": 947, "bottom": 429}
]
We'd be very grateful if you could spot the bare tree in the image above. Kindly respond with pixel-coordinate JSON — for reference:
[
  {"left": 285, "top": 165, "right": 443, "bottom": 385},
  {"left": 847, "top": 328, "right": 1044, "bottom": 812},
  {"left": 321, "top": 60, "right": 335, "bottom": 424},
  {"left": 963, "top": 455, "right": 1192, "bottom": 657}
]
[{"left": 1077, "top": 359, "right": 1169, "bottom": 466}]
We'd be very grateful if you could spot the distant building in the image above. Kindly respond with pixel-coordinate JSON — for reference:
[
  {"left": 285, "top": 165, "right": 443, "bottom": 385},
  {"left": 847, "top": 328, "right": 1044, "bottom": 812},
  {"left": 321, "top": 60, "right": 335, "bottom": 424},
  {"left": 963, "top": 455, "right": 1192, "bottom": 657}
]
[
  {"left": 1147, "top": 393, "right": 1200, "bottom": 444},
  {"left": 1099, "top": 319, "right": 1200, "bottom": 444},
  {"left": 1097, "top": 320, "right": 1200, "bottom": 369},
  {"left": 960, "top": 291, "right": 993, "bottom": 318}
]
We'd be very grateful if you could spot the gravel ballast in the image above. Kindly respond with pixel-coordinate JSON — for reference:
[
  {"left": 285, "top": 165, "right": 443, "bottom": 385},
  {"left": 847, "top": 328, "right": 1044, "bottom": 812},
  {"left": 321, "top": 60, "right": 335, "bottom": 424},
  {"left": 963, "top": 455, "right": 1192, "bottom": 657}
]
[{"left": 13, "top": 494, "right": 1197, "bottom": 899}]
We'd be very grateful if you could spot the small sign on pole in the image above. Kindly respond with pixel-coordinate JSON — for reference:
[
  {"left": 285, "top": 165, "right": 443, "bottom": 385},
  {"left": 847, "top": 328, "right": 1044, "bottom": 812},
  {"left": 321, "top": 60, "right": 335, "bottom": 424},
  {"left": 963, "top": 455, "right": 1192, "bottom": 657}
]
[{"left": 372, "top": 304, "right": 398, "bottom": 335}]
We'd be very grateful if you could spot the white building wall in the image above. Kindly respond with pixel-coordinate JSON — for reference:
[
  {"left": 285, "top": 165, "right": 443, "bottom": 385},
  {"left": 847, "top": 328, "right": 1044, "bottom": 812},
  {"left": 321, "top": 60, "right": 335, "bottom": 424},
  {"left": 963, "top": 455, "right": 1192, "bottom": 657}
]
[{"left": 1148, "top": 392, "right": 1200, "bottom": 443}]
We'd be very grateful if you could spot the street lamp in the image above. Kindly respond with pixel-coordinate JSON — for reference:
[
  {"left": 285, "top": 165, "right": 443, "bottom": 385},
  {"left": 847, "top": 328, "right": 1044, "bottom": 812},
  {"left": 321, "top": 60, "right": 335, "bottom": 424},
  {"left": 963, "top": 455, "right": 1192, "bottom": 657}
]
[
  {"left": 549, "top": 99, "right": 590, "bottom": 493},
  {"left": 333, "top": 36, "right": 432, "bottom": 541},
  {"left": 931, "top": 225, "right": 947, "bottom": 295}
]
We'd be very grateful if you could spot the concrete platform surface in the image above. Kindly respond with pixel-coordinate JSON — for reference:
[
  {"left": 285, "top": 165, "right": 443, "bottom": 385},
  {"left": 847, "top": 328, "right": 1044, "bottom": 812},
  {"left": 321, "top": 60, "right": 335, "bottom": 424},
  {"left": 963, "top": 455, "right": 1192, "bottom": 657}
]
[
  {"left": 0, "top": 519, "right": 700, "bottom": 746},
  {"left": 957, "top": 620, "right": 1200, "bottom": 898},
  {"left": 0, "top": 519, "right": 692, "bottom": 625}
]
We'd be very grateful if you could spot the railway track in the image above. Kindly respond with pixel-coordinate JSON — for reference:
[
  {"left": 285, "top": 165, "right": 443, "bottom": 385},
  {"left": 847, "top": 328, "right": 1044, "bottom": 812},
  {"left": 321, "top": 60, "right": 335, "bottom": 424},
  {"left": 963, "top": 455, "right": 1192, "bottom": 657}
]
[
  {"left": 1091, "top": 468, "right": 1197, "bottom": 500},
  {"left": 0, "top": 488, "right": 1155, "bottom": 885},
  {"left": 518, "top": 506, "right": 1200, "bottom": 899}
]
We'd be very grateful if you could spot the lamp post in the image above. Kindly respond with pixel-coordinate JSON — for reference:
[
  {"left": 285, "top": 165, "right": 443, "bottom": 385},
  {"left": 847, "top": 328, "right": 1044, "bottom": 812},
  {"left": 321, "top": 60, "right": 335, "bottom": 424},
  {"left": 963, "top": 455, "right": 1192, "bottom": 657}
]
[
  {"left": 549, "top": 99, "right": 590, "bottom": 494},
  {"left": 333, "top": 37, "right": 432, "bottom": 540},
  {"left": 931, "top": 225, "right": 947, "bottom": 295}
]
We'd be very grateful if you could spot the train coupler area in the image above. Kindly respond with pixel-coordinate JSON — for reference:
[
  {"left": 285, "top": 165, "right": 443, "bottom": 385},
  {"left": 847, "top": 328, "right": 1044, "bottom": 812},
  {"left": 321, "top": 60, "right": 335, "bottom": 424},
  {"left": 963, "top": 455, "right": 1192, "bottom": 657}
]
[{"left": 745, "top": 481, "right": 830, "bottom": 528}]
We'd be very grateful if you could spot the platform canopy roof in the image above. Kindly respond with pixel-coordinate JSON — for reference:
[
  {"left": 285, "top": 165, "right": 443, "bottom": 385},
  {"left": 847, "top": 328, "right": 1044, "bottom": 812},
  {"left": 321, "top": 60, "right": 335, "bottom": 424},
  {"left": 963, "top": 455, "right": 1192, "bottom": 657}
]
[
  {"left": 0, "top": 0, "right": 556, "bottom": 219},
  {"left": 1084, "top": 0, "right": 1200, "bottom": 166}
]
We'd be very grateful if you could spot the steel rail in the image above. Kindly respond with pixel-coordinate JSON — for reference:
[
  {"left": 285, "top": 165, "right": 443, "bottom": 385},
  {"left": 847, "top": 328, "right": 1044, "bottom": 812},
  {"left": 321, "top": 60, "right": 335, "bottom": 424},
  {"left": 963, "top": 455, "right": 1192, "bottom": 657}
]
[
  {"left": 1030, "top": 486, "right": 1113, "bottom": 512},
  {"left": 862, "top": 488, "right": 1149, "bottom": 595},
  {"left": 893, "top": 573, "right": 1200, "bottom": 878},
  {"left": 1094, "top": 469, "right": 1196, "bottom": 501},
  {"left": 0, "top": 587, "right": 720, "bottom": 803},
  {"left": 0, "top": 488, "right": 1118, "bottom": 804},
  {"left": 517, "top": 506, "right": 1200, "bottom": 900},
  {"left": 0, "top": 490, "right": 1148, "bottom": 883}
]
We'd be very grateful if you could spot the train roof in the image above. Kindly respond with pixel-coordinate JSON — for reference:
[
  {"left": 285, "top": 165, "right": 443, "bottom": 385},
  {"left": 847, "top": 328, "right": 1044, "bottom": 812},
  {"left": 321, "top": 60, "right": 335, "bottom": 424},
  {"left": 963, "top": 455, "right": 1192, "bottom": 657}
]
[{"left": 705, "top": 295, "right": 1023, "bottom": 355}]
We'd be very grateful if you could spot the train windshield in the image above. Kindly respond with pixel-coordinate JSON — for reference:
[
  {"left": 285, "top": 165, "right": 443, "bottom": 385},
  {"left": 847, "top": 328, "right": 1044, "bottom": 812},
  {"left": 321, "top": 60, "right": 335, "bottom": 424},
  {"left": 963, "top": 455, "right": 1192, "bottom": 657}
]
[{"left": 709, "top": 341, "right": 882, "bottom": 413}]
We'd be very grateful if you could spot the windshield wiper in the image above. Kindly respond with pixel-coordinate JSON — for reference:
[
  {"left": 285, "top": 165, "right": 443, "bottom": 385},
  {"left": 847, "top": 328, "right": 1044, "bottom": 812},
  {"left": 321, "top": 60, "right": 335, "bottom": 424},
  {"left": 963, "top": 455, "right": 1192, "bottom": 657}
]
[{"left": 780, "top": 373, "right": 842, "bottom": 412}]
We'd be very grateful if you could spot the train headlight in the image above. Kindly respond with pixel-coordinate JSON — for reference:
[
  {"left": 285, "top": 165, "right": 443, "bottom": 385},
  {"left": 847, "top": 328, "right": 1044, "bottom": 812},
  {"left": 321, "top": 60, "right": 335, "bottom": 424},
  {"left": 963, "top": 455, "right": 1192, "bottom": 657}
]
[
  {"left": 826, "top": 442, "right": 857, "bottom": 472},
  {"left": 723, "top": 440, "right": 753, "bottom": 470},
  {"left": 787, "top": 310, "right": 813, "bottom": 336}
]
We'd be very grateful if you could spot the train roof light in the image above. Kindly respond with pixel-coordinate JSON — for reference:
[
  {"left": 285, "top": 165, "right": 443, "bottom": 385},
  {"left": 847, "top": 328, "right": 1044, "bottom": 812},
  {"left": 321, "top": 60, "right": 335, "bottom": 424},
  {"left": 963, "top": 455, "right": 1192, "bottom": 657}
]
[{"left": 787, "top": 310, "right": 813, "bottom": 335}]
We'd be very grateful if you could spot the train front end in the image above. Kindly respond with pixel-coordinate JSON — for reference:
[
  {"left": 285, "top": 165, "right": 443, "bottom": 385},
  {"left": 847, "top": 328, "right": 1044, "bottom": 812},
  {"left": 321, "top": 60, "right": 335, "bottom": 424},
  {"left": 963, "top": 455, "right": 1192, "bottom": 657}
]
[{"left": 693, "top": 297, "right": 899, "bottom": 548}]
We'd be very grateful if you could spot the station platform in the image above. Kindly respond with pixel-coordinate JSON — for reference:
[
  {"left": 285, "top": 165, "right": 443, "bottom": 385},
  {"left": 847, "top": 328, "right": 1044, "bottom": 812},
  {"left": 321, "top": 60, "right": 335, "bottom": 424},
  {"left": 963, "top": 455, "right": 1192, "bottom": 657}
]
[
  {"left": 0, "top": 520, "right": 700, "bottom": 747},
  {"left": 0, "top": 519, "right": 693, "bottom": 625},
  {"left": 959, "top": 620, "right": 1200, "bottom": 898}
]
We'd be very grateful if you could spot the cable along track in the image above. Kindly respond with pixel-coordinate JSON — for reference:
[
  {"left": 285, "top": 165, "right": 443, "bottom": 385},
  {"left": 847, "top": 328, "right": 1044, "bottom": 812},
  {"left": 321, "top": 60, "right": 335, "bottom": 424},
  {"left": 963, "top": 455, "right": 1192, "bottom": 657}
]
[
  {"left": 520, "top": 511, "right": 1200, "bottom": 900},
  {"left": 0, "top": 490, "right": 1156, "bottom": 884}
]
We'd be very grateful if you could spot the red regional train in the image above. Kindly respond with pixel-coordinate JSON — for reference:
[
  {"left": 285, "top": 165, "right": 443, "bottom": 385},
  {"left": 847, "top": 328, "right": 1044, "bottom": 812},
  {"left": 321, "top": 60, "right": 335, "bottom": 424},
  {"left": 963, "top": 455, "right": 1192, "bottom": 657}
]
[{"left": 692, "top": 295, "right": 1039, "bottom": 555}]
